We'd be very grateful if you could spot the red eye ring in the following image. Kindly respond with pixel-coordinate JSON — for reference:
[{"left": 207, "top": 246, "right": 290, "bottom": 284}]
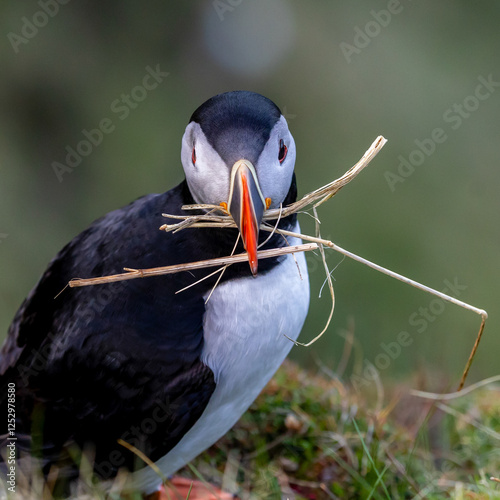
[
  {"left": 278, "top": 139, "right": 287, "bottom": 164},
  {"left": 192, "top": 148, "right": 196, "bottom": 165}
]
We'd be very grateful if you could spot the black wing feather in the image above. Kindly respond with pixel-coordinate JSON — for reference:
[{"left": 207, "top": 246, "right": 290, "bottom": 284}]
[{"left": 0, "top": 178, "right": 297, "bottom": 479}]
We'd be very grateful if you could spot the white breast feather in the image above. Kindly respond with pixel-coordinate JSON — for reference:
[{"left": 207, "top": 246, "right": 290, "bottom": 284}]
[{"left": 130, "top": 225, "right": 310, "bottom": 493}]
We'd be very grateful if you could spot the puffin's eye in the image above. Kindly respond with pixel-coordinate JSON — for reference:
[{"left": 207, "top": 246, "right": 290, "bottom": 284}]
[
  {"left": 278, "top": 139, "right": 287, "bottom": 164},
  {"left": 192, "top": 147, "right": 196, "bottom": 165}
]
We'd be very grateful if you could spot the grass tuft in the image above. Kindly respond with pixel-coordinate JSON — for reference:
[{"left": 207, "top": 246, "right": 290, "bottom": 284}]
[
  {"left": 2, "top": 361, "right": 499, "bottom": 499},
  {"left": 182, "top": 361, "right": 500, "bottom": 499}
]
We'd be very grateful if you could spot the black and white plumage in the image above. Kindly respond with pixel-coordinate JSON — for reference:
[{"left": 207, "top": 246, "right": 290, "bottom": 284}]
[{"left": 0, "top": 91, "right": 310, "bottom": 495}]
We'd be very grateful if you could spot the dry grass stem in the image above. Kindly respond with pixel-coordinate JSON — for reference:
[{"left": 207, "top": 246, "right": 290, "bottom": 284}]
[
  {"left": 285, "top": 206, "right": 335, "bottom": 347},
  {"left": 68, "top": 243, "right": 318, "bottom": 288},
  {"left": 457, "top": 313, "right": 487, "bottom": 391},
  {"left": 160, "top": 135, "right": 388, "bottom": 233},
  {"left": 410, "top": 374, "right": 500, "bottom": 401},
  {"left": 256, "top": 225, "right": 487, "bottom": 390},
  {"left": 434, "top": 402, "right": 500, "bottom": 441},
  {"left": 116, "top": 439, "right": 169, "bottom": 495},
  {"left": 204, "top": 233, "right": 241, "bottom": 303},
  {"left": 67, "top": 135, "right": 487, "bottom": 390}
]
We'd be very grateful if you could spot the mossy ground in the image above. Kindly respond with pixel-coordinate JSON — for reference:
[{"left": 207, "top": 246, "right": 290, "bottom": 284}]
[
  {"left": 3, "top": 361, "right": 499, "bottom": 499},
  {"left": 181, "top": 361, "right": 500, "bottom": 499}
]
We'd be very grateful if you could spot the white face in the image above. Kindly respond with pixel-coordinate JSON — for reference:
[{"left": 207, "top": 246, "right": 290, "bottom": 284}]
[{"left": 181, "top": 115, "right": 296, "bottom": 209}]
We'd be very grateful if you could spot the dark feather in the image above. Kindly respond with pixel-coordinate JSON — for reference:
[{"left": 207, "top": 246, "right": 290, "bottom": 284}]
[{"left": 0, "top": 177, "right": 297, "bottom": 479}]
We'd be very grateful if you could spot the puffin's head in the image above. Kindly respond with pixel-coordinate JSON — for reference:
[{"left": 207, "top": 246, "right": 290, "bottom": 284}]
[{"left": 181, "top": 91, "right": 296, "bottom": 275}]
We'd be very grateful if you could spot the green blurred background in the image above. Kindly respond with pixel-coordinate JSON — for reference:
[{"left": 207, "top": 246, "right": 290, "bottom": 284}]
[{"left": 0, "top": 1, "right": 498, "bottom": 387}]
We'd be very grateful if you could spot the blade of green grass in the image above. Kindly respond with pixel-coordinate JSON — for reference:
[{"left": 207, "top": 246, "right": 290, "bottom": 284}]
[
  {"left": 351, "top": 417, "right": 391, "bottom": 499},
  {"left": 324, "top": 447, "right": 386, "bottom": 500}
]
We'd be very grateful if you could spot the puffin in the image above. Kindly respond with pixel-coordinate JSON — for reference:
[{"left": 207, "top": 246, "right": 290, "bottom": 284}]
[{"left": 0, "top": 91, "right": 310, "bottom": 498}]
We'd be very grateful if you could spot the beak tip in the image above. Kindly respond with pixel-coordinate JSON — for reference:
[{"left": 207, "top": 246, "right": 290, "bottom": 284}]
[{"left": 249, "top": 259, "right": 258, "bottom": 276}]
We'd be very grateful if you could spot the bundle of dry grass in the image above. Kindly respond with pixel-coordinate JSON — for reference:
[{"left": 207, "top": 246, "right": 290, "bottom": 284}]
[
  {"left": 69, "top": 136, "right": 386, "bottom": 288},
  {"left": 68, "top": 135, "right": 486, "bottom": 391}
]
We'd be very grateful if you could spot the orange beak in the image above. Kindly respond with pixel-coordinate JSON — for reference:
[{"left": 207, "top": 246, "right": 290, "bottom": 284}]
[{"left": 227, "top": 160, "right": 266, "bottom": 276}]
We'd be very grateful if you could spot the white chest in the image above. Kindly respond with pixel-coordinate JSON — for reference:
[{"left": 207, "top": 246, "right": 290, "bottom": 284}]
[
  {"left": 132, "top": 227, "right": 310, "bottom": 493},
  {"left": 201, "top": 236, "right": 310, "bottom": 400}
]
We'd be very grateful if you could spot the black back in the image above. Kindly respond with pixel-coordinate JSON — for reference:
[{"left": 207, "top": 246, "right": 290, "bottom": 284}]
[{"left": 0, "top": 176, "right": 297, "bottom": 482}]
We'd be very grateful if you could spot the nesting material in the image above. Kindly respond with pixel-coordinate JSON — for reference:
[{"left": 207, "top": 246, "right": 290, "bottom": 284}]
[
  {"left": 70, "top": 135, "right": 387, "bottom": 290},
  {"left": 67, "top": 135, "right": 486, "bottom": 390}
]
